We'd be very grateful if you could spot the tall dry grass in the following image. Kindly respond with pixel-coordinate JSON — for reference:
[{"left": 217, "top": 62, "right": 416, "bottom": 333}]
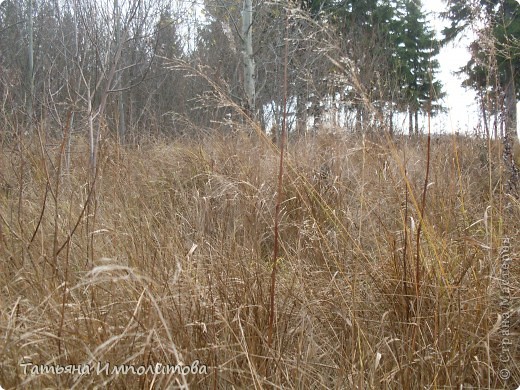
[{"left": 0, "top": 128, "right": 519, "bottom": 389}]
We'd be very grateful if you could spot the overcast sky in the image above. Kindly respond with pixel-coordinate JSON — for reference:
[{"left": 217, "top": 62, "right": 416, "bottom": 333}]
[{"left": 422, "top": 0, "right": 520, "bottom": 136}]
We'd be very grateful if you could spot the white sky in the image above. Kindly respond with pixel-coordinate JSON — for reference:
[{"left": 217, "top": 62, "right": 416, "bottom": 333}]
[{"left": 422, "top": 0, "right": 520, "bottom": 136}]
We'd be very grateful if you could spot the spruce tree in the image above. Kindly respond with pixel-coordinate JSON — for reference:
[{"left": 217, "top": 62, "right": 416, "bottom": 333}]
[{"left": 393, "top": 0, "right": 444, "bottom": 135}]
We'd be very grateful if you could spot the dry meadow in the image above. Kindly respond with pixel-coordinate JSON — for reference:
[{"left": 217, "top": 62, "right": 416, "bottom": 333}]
[{"left": 0, "top": 130, "right": 519, "bottom": 389}]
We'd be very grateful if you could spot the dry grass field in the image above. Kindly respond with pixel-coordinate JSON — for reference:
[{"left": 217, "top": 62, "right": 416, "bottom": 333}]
[{"left": 0, "top": 130, "right": 519, "bottom": 389}]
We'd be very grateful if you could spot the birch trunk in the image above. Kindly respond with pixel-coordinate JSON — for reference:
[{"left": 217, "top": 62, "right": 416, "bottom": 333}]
[{"left": 241, "top": 0, "right": 255, "bottom": 118}]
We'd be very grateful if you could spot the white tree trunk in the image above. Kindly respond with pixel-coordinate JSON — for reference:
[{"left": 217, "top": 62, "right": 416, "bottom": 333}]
[
  {"left": 27, "top": 0, "right": 34, "bottom": 132},
  {"left": 241, "top": 0, "right": 255, "bottom": 117},
  {"left": 115, "top": 0, "right": 126, "bottom": 142}
]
